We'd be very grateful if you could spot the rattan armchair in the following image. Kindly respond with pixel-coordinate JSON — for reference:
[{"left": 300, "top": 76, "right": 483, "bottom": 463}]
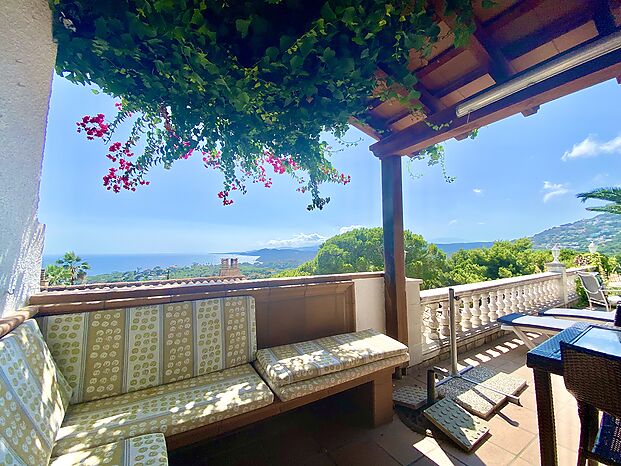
[{"left": 561, "top": 341, "right": 621, "bottom": 465}]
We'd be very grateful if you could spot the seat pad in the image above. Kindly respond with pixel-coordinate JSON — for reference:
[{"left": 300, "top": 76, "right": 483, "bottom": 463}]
[
  {"left": 53, "top": 364, "right": 273, "bottom": 456},
  {"left": 540, "top": 308, "right": 614, "bottom": 323},
  {"left": 50, "top": 433, "right": 168, "bottom": 466},
  {"left": 498, "top": 313, "right": 575, "bottom": 331},
  {"left": 255, "top": 329, "right": 408, "bottom": 388},
  {"left": 256, "top": 354, "right": 409, "bottom": 402}
]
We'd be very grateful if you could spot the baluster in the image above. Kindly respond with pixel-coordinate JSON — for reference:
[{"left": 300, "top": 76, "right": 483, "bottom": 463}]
[
  {"left": 524, "top": 283, "right": 534, "bottom": 313},
  {"left": 516, "top": 285, "right": 526, "bottom": 313},
  {"left": 535, "top": 281, "right": 544, "bottom": 309},
  {"left": 497, "top": 289, "right": 508, "bottom": 317},
  {"left": 426, "top": 303, "right": 440, "bottom": 341},
  {"left": 461, "top": 296, "right": 472, "bottom": 331},
  {"left": 480, "top": 292, "right": 490, "bottom": 325},
  {"left": 545, "top": 280, "right": 554, "bottom": 306},
  {"left": 471, "top": 294, "right": 481, "bottom": 328},
  {"left": 439, "top": 301, "right": 451, "bottom": 337},
  {"left": 507, "top": 287, "right": 517, "bottom": 314},
  {"left": 488, "top": 290, "right": 499, "bottom": 321}
]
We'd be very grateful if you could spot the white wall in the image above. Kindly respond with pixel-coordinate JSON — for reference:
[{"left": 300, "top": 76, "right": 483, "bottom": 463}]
[
  {"left": 353, "top": 277, "right": 386, "bottom": 333},
  {"left": 353, "top": 276, "right": 423, "bottom": 366},
  {"left": 0, "top": 0, "right": 56, "bottom": 315}
]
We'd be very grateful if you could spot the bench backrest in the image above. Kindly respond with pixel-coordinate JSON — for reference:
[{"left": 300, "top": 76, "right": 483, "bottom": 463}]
[
  {"left": 38, "top": 295, "right": 257, "bottom": 404},
  {"left": 0, "top": 319, "right": 72, "bottom": 465}
]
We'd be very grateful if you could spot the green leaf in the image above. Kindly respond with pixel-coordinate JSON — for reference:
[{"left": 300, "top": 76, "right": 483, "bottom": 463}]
[
  {"left": 265, "top": 46, "right": 279, "bottom": 61},
  {"left": 290, "top": 54, "right": 304, "bottom": 70},
  {"left": 191, "top": 10, "right": 203, "bottom": 25},
  {"left": 91, "top": 89, "right": 100, "bottom": 95},
  {"left": 235, "top": 18, "right": 251, "bottom": 38},
  {"left": 320, "top": 2, "right": 336, "bottom": 21}
]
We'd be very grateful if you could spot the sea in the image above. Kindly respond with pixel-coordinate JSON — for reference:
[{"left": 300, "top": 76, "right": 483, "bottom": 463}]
[{"left": 42, "top": 253, "right": 259, "bottom": 276}]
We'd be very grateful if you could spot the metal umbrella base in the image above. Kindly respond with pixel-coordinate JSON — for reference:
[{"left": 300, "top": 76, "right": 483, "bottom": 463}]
[{"left": 427, "top": 288, "right": 522, "bottom": 407}]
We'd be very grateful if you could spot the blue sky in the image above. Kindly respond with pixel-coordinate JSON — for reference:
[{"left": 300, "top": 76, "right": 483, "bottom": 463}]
[{"left": 40, "top": 76, "right": 621, "bottom": 254}]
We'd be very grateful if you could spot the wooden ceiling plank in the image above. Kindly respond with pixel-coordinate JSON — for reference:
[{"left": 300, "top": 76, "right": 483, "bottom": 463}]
[
  {"left": 433, "top": 67, "right": 492, "bottom": 99},
  {"left": 502, "top": 9, "right": 594, "bottom": 60},
  {"left": 348, "top": 117, "right": 382, "bottom": 141},
  {"left": 415, "top": 47, "right": 465, "bottom": 78},
  {"left": 370, "top": 49, "right": 621, "bottom": 157}
]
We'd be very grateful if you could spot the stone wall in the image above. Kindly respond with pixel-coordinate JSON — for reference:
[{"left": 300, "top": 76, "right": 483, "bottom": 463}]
[{"left": 0, "top": 0, "right": 56, "bottom": 315}]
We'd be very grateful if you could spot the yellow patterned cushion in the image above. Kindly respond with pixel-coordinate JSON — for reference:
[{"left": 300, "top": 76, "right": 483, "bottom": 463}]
[
  {"left": 49, "top": 433, "right": 168, "bottom": 466},
  {"left": 53, "top": 364, "right": 273, "bottom": 456},
  {"left": 256, "top": 353, "right": 409, "bottom": 401},
  {"left": 38, "top": 296, "right": 257, "bottom": 403},
  {"left": 255, "top": 329, "right": 408, "bottom": 387},
  {"left": 0, "top": 319, "right": 72, "bottom": 466}
]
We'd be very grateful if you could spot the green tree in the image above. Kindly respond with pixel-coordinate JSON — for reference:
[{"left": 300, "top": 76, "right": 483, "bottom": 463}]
[
  {"left": 577, "top": 187, "right": 621, "bottom": 215},
  {"left": 447, "top": 238, "right": 539, "bottom": 284},
  {"left": 285, "top": 227, "right": 449, "bottom": 289},
  {"left": 44, "top": 264, "right": 72, "bottom": 286},
  {"left": 56, "top": 251, "right": 90, "bottom": 285}
]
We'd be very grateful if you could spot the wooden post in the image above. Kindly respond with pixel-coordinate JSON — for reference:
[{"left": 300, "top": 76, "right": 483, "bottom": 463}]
[{"left": 380, "top": 155, "right": 408, "bottom": 345}]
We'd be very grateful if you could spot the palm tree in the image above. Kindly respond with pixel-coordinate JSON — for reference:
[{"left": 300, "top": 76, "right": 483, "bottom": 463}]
[
  {"left": 576, "top": 187, "right": 621, "bottom": 215},
  {"left": 56, "top": 251, "right": 90, "bottom": 285},
  {"left": 44, "top": 264, "right": 71, "bottom": 286}
]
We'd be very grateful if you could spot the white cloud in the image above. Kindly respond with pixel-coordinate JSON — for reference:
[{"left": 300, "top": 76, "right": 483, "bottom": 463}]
[
  {"left": 339, "top": 225, "right": 364, "bottom": 234},
  {"left": 448, "top": 219, "right": 458, "bottom": 226},
  {"left": 473, "top": 188, "right": 483, "bottom": 194},
  {"left": 266, "top": 233, "right": 327, "bottom": 248},
  {"left": 477, "top": 222, "right": 486, "bottom": 225},
  {"left": 542, "top": 181, "right": 569, "bottom": 203},
  {"left": 562, "top": 135, "right": 621, "bottom": 161}
]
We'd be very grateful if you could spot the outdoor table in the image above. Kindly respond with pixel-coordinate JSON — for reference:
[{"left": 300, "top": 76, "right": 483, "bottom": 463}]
[{"left": 526, "top": 322, "right": 596, "bottom": 466}]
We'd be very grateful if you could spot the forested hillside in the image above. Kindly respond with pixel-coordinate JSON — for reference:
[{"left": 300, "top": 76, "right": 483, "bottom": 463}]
[{"left": 531, "top": 214, "right": 621, "bottom": 254}]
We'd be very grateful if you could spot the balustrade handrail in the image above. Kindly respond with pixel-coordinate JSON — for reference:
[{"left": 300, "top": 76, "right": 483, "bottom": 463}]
[
  {"left": 420, "top": 266, "right": 593, "bottom": 304},
  {"left": 421, "top": 272, "right": 556, "bottom": 303}
]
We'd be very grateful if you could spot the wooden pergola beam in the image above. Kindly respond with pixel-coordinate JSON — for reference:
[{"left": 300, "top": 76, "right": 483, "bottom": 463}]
[{"left": 370, "top": 48, "right": 621, "bottom": 156}]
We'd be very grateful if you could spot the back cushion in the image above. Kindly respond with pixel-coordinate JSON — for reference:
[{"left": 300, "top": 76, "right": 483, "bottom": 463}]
[
  {"left": 0, "top": 319, "right": 72, "bottom": 465},
  {"left": 38, "top": 296, "right": 256, "bottom": 403}
]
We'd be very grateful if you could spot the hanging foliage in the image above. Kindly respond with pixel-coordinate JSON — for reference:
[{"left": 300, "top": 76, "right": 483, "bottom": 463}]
[{"left": 51, "top": 0, "right": 476, "bottom": 209}]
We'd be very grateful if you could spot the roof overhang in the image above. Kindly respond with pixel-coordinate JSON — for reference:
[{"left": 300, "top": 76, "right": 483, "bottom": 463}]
[{"left": 358, "top": 0, "right": 621, "bottom": 157}]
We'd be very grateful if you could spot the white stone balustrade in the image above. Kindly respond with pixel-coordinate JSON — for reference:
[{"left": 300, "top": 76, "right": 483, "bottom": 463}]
[{"left": 418, "top": 267, "right": 592, "bottom": 357}]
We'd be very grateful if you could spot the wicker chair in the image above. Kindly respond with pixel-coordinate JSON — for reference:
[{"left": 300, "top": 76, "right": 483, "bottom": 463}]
[
  {"left": 561, "top": 341, "right": 621, "bottom": 465},
  {"left": 577, "top": 272, "right": 621, "bottom": 312}
]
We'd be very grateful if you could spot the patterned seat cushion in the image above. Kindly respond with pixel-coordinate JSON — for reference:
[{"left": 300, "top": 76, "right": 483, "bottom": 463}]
[
  {"left": 255, "top": 329, "right": 409, "bottom": 388},
  {"left": 256, "top": 353, "right": 410, "bottom": 401},
  {"left": 53, "top": 364, "right": 273, "bottom": 456},
  {"left": 49, "top": 433, "right": 168, "bottom": 466},
  {"left": 0, "top": 319, "right": 72, "bottom": 465},
  {"left": 38, "top": 296, "right": 257, "bottom": 403}
]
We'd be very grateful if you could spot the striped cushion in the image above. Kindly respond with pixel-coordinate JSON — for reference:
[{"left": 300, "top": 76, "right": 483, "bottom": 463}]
[
  {"left": 53, "top": 363, "right": 273, "bottom": 456},
  {"left": 0, "top": 320, "right": 72, "bottom": 465},
  {"left": 255, "top": 354, "right": 410, "bottom": 401},
  {"left": 49, "top": 433, "right": 168, "bottom": 466},
  {"left": 255, "top": 329, "right": 409, "bottom": 387},
  {"left": 38, "top": 296, "right": 257, "bottom": 403}
]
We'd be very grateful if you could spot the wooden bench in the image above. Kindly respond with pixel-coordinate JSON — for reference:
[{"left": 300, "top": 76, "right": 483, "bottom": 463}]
[{"left": 0, "top": 280, "right": 408, "bottom": 459}]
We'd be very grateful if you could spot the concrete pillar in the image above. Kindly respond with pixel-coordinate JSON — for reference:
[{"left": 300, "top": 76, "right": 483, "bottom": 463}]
[
  {"left": 406, "top": 278, "right": 423, "bottom": 366},
  {"left": 0, "top": 0, "right": 56, "bottom": 316},
  {"left": 546, "top": 261, "right": 568, "bottom": 306}
]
